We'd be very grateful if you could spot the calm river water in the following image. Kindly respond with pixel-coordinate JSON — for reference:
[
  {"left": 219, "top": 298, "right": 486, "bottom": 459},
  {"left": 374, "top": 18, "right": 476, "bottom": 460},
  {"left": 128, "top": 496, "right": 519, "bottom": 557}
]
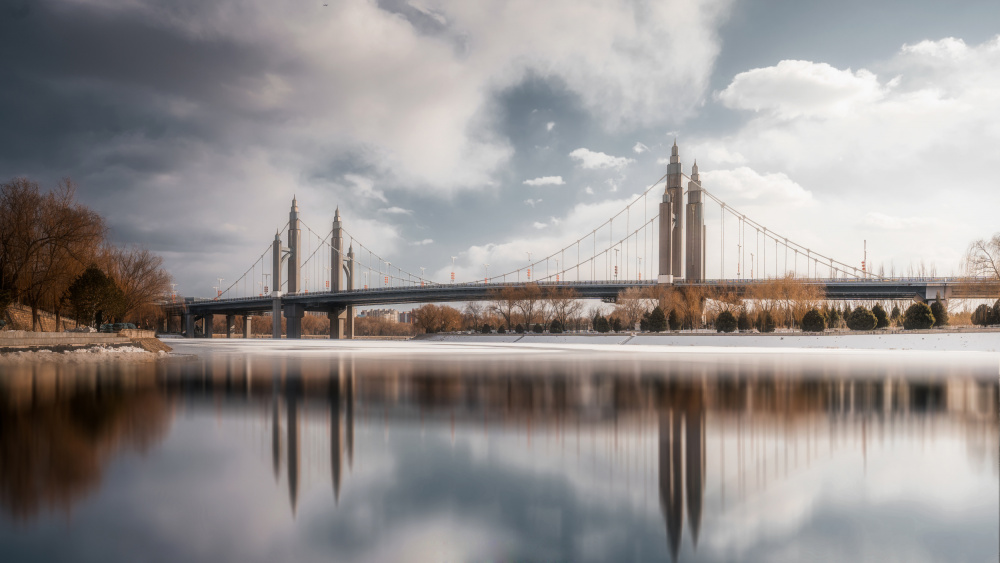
[{"left": 1, "top": 340, "right": 997, "bottom": 562}]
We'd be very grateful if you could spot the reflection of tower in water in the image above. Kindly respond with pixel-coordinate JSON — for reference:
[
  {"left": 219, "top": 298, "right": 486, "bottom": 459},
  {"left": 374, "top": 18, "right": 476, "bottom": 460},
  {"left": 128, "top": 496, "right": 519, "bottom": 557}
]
[
  {"left": 286, "top": 373, "right": 302, "bottom": 516},
  {"left": 658, "top": 402, "right": 705, "bottom": 562},
  {"left": 330, "top": 358, "right": 356, "bottom": 503}
]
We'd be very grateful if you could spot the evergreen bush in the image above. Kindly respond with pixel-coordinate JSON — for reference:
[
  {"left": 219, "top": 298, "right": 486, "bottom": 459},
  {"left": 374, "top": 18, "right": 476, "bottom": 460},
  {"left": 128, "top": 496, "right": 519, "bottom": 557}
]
[
  {"left": 801, "top": 308, "right": 826, "bottom": 332},
  {"left": 668, "top": 309, "right": 682, "bottom": 331},
  {"left": 715, "top": 310, "right": 737, "bottom": 333},
  {"left": 872, "top": 304, "right": 889, "bottom": 329},
  {"left": 846, "top": 306, "right": 877, "bottom": 331},
  {"left": 902, "top": 303, "right": 935, "bottom": 330},
  {"left": 929, "top": 300, "right": 949, "bottom": 327},
  {"left": 972, "top": 304, "right": 991, "bottom": 326},
  {"left": 756, "top": 311, "right": 776, "bottom": 333},
  {"left": 737, "top": 310, "right": 751, "bottom": 332},
  {"left": 647, "top": 306, "right": 667, "bottom": 332}
]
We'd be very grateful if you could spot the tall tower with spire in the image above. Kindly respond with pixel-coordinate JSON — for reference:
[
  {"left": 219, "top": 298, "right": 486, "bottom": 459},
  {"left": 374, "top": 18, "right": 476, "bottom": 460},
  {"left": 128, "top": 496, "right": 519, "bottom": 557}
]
[
  {"left": 686, "top": 161, "right": 706, "bottom": 281},
  {"left": 288, "top": 197, "right": 301, "bottom": 293},
  {"left": 666, "top": 141, "right": 685, "bottom": 280},
  {"left": 658, "top": 189, "right": 674, "bottom": 283},
  {"left": 332, "top": 207, "right": 344, "bottom": 292}
]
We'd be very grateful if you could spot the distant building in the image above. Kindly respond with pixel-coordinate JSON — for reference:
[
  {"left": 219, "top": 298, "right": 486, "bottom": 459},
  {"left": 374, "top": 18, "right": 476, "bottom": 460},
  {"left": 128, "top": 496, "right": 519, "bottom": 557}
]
[{"left": 358, "top": 308, "right": 411, "bottom": 323}]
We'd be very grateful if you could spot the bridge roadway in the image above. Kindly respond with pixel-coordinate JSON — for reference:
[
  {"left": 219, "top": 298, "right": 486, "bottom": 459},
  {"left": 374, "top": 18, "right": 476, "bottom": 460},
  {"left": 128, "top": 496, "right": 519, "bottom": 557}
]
[{"left": 166, "top": 277, "right": 982, "bottom": 319}]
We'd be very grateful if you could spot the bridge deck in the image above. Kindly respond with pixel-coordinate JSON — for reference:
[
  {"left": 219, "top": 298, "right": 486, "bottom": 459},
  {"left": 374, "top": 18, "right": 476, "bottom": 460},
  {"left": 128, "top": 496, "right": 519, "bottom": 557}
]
[{"left": 164, "top": 278, "right": 994, "bottom": 316}]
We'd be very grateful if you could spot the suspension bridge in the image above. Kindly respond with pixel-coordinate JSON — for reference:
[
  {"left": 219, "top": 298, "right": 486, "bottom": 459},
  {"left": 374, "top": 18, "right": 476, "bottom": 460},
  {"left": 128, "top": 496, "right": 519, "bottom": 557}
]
[{"left": 164, "top": 142, "right": 979, "bottom": 338}]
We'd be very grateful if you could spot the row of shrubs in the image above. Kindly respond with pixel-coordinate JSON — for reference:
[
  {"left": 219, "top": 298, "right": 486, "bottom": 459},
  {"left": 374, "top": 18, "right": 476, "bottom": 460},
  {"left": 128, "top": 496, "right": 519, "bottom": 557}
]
[
  {"left": 479, "top": 320, "right": 570, "bottom": 334},
  {"left": 971, "top": 300, "right": 1000, "bottom": 326},
  {"left": 716, "top": 301, "right": 945, "bottom": 333},
  {"left": 476, "top": 300, "right": 969, "bottom": 335}
]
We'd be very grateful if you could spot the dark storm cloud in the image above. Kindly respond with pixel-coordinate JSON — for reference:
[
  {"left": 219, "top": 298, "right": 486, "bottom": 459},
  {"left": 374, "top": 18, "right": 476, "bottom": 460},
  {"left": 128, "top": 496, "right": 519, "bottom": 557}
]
[{"left": 0, "top": 1, "right": 284, "bottom": 178}]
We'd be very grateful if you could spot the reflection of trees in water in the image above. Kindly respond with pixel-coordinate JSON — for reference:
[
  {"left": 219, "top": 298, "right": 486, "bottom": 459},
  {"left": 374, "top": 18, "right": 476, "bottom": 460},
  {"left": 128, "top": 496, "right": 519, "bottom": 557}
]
[{"left": 0, "top": 367, "right": 171, "bottom": 521}]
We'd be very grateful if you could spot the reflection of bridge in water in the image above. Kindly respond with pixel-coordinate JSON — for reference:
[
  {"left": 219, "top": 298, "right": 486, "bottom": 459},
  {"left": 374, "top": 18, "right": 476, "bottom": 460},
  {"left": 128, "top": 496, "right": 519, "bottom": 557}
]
[{"left": 156, "top": 352, "right": 998, "bottom": 560}]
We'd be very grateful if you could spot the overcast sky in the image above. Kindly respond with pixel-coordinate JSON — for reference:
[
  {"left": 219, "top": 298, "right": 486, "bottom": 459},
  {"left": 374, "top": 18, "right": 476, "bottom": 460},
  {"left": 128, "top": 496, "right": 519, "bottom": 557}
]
[{"left": 3, "top": 0, "right": 999, "bottom": 297}]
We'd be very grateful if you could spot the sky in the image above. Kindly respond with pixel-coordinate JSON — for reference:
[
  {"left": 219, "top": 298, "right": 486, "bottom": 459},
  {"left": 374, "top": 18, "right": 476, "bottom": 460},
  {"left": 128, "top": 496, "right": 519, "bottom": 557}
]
[{"left": 2, "top": 0, "right": 1000, "bottom": 297}]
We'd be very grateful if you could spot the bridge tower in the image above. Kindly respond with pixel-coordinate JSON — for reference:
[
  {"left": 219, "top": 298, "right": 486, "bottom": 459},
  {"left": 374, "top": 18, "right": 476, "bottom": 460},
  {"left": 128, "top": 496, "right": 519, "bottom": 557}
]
[
  {"left": 686, "top": 160, "right": 706, "bottom": 281},
  {"left": 332, "top": 207, "right": 343, "bottom": 291},
  {"left": 329, "top": 208, "right": 355, "bottom": 339},
  {"left": 660, "top": 141, "right": 685, "bottom": 282},
  {"left": 658, "top": 190, "right": 674, "bottom": 283},
  {"left": 287, "top": 197, "right": 301, "bottom": 293}
]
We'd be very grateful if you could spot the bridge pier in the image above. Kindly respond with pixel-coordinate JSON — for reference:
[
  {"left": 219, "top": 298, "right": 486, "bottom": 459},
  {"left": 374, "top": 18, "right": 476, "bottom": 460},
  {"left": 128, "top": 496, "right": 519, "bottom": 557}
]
[
  {"left": 184, "top": 313, "right": 195, "bottom": 338},
  {"left": 272, "top": 296, "right": 282, "bottom": 338},
  {"left": 226, "top": 314, "right": 235, "bottom": 338},
  {"left": 243, "top": 314, "right": 252, "bottom": 338},
  {"left": 328, "top": 306, "right": 354, "bottom": 340},
  {"left": 284, "top": 303, "right": 305, "bottom": 339},
  {"left": 203, "top": 315, "right": 214, "bottom": 338}
]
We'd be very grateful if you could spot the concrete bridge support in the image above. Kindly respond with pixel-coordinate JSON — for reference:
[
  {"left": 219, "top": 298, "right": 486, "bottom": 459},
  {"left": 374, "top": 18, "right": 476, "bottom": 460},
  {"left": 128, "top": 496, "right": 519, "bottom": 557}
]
[
  {"left": 272, "top": 296, "right": 282, "bottom": 339},
  {"left": 226, "top": 314, "right": 235, "bottom": 338},
  {"left": 284, "top": 303, "right": 305, "bottom": 339},
  {"left": 184, "top": 313, "right": 195, "bottom": 338},
  {"left": 328, "top": 306, "right": 354, "bottom": 340},
  {"left": 243, "top": 315, "right": 252, "bottom": 338},
  {"left": 201, "top": 315, "right": 214, "bottom": 338}
]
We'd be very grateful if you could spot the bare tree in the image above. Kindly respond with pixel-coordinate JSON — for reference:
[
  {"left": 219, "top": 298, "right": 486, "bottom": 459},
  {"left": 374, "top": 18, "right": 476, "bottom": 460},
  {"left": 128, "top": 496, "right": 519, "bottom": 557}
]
[
  {"left": 615, "top": 287, "right": 650, "bottom": 330},
  {"left": 514, "top": 283, "right": 544, "bottom": 328},
  {"left": 488, "top": 286, "right": 519, "bottom": 330},
  {"left": 412, "top": 304, "right": 462, "bottom": 333},
  {"left": 548, "top": 287, "right": 583, "bottom": 330},
  {"left": 964, "top": 234, "right": 1000, "bottom": 279},
  {"left": 2, "top": 179, "right": 106, "bottom": 330},
  {"left": 103, "top": 244, "right": 172, "bottom": 321},
  {"left": 462, "top": 301, "right": 485, "bottom": 330}
]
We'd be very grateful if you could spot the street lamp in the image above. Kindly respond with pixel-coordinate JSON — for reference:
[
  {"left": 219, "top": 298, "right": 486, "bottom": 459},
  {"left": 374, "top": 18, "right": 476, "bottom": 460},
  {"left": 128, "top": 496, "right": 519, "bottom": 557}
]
[
  {"left": 613, "top": 248, "right": 619, "bottom": 280},
  {"left": 484, "top": 263, "right": 490, "bottom": 284},
  {"left": 419, "top": 267, "right": 426, "bottom": 287},
  {"left": 217, "top": 277, "right": 224, "bottom": 297},
  {"left": 451, "top": 256, "right": 457, "bottom": 284},
  {"left": 555, "top": 259, "right": 559, "bottom": 282},
  {"left": 526, "top": 251, "right": 532, "bottom": 281},
  {"left": 386, "top": 262, "right": 391, "bottom": 287}
]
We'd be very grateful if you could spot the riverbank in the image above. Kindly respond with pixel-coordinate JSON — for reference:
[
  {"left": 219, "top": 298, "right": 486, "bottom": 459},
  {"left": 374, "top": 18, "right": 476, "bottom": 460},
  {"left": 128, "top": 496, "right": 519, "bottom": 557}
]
[
  {"left": 419, "top": 329, "right": 1000, "bottom": 352},
  {"left": 0, "top": 329, "right": 172, "bottom": 362}
]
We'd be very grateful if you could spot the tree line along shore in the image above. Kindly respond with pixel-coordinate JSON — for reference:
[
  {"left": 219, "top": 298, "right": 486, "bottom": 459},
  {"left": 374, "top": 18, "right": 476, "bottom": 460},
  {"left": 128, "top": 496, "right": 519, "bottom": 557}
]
[{"left": 1, "top": 178, "right": 171, "bottom": 332}]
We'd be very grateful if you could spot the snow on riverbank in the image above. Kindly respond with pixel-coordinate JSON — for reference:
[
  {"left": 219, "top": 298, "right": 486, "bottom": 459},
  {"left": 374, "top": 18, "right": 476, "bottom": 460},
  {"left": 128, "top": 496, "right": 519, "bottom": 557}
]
[
  {"left": 0, "top": 345, "right": 161, "bottom": 364},
  {"left": 423, "top": 331, "right": 1000, "bottom": 353}
]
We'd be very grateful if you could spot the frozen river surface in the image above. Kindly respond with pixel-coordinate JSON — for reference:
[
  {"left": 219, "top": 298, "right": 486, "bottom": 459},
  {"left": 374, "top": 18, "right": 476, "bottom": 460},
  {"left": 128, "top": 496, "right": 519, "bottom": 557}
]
[{"left": 0, "top": 339, "right": 997, "bottom": 562}]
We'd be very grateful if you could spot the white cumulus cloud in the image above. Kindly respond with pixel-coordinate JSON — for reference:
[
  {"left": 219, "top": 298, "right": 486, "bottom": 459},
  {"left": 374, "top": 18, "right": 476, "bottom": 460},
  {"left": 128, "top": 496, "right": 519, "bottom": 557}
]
[
  {"left": 716, "top": 60, "right": 887, "bottom": 119},
  {"left": 569, "top": 148, "right": 636, "bottom": 170},
  {"left": 523, "top": 176, "right": 565, "bottom": 186},
  {"left": 702, "top": 167, "right": 814, "bottom": 206},
  {"left": 378, "top": 206, "right": 413, "bottom": 215}
]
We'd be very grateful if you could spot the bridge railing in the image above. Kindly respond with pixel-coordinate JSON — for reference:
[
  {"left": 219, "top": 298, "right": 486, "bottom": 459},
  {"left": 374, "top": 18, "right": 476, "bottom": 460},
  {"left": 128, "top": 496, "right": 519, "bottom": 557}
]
[{"left": 179, "top": 276, "right": 982, "bottom": 306}]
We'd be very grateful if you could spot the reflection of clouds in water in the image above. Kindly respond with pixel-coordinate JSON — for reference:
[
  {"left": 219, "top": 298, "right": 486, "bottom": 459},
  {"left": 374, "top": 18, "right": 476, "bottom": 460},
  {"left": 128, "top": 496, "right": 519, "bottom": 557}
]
[{"left": 0, "top": 347, "right": 996, "bottom": 562}]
